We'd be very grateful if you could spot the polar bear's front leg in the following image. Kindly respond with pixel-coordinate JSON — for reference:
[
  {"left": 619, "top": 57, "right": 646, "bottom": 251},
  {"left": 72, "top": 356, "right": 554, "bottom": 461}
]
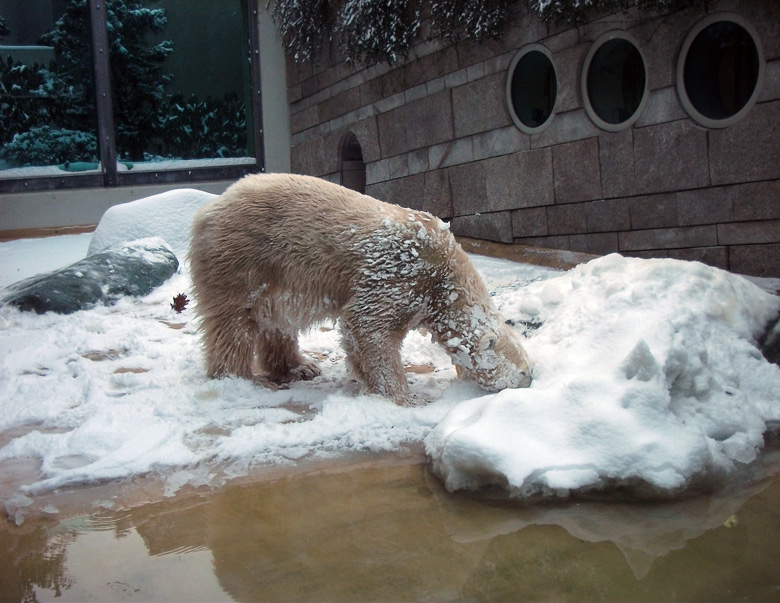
[
  {"left": 256, "top": 327, "right": 322, "bottom": 383},
  {"left": 340, "top": 313, "right": 412, "bottom": 405}
]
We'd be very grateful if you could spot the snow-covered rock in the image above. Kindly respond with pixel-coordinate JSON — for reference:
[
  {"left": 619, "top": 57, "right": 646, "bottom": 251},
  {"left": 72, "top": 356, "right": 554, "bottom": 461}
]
[
  {"left": 88, "top": 188, "right": 217, "bottom": 258},
  {"left": 2, "top": 238, "right": 178, "bottom": 314}
]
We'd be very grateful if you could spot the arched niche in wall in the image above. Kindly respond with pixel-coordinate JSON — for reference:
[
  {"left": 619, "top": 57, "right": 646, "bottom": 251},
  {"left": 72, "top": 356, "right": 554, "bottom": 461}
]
[{"left": 339, "top": 132, "right": 366, "bottom": 194}]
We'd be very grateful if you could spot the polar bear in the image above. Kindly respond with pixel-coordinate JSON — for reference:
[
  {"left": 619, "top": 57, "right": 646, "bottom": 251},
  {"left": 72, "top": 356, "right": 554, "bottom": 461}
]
[{"left": 189, "top": 173, "right": 531, "bottom": 404}]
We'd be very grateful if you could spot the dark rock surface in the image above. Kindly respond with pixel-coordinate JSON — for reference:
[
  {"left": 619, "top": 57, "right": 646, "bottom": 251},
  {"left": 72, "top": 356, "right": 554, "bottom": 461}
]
[{"left": 2, "top": 238, "right": 178, "bottom": 314}]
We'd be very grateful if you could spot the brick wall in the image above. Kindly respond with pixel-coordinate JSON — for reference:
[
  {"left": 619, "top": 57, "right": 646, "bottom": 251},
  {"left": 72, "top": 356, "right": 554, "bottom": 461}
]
[{"left": 286, "top": 0, "right": 780, "bottom": 277}]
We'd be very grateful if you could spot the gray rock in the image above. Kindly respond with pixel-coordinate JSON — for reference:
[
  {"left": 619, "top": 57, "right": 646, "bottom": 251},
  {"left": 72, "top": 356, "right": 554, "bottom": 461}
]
[{"left": 3, "top": 237, "right": 178, "bottom": 315}]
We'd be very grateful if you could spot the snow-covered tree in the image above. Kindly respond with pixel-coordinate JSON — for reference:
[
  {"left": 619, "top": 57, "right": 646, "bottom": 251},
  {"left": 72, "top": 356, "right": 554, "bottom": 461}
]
[
  {"left": 39, "top": 0, "right": 173, "bottom": 161},
  {"left": 275, "top": 0, "right": 705, "bottom": 66}
]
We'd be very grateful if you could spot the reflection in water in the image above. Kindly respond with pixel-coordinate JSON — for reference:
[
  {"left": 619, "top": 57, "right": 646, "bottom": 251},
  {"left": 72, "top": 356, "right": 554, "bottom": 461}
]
[{"left": 3, "top": 455, "right": 780, "bottom": 601}]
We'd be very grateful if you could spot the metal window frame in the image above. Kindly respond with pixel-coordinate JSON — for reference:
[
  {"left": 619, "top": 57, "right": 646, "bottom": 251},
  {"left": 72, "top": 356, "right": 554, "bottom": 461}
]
[{"left": 0, "top": 0, "right": 264, "bottom": 194}]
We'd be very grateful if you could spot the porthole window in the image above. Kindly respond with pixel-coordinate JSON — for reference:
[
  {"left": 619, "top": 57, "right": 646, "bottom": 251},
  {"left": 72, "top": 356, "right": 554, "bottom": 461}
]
[
  {"left": 506, "top": 44, "right": 557, "bottom": 134},
  {"left": 582, "top": 31, "right": 648, "bottom": 132},
  {"left": 677, "top": 14, "right": 764, "bottom": 128}
]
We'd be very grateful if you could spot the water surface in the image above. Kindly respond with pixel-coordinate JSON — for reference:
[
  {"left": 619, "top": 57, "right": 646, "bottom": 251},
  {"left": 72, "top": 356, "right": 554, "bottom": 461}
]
[{"left": 3, "top": 456, "right": 780, "bottom": 602}]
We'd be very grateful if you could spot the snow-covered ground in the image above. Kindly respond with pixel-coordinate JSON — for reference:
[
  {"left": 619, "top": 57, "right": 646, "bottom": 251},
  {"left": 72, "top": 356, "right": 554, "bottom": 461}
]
[{"left": 1, "top": 192, "right": 780, "bottom": 525}]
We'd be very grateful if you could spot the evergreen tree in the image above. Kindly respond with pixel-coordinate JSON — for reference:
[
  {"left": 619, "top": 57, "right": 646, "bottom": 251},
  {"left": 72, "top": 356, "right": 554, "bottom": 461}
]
[{"left": 39, "top": 0, "right": 173, "bottom": 161}]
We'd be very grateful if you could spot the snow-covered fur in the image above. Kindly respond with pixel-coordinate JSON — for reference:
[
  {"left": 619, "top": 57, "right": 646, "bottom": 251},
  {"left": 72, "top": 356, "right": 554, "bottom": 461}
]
[{"left": 189, "top": 173, "right": 531, "bottom": 404}]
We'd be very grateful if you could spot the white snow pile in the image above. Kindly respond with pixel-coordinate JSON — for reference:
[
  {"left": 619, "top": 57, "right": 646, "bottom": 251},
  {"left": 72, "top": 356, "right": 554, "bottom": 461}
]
[
  {"left": 426, "top": 253, "right": 780, "bottom": 497},
  {"left": 1, "top": 188, "right": 779, "bottom": 523},
  {"left": 87, "top": 188, "right": 216, "bottom": 257}
]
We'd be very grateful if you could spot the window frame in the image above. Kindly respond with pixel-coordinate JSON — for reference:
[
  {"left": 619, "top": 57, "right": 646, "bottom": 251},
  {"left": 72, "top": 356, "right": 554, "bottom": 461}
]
[
  {"left": 0, "top": 0, "right": 264, "bottom": 194},
  {"left": 505, "top": 43, "right": 558, "bottom": 135},
  {"left": 676, "top": 12, "right": 765, "bottom": 129},
  {"left": 581, "top": 30, "right": 648, "bottom": 133}
]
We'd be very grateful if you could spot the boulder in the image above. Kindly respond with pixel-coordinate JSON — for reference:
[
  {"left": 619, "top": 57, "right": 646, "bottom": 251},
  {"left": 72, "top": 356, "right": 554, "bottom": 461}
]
[{"left": 3, "top": 238, "right": 178, "bottom": 314}]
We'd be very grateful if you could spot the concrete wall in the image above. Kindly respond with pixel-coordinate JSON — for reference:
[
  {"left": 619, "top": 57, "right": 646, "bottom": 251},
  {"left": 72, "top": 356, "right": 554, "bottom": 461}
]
[{"left": 286, "top": 0, "right": 780, "bottom": 277}]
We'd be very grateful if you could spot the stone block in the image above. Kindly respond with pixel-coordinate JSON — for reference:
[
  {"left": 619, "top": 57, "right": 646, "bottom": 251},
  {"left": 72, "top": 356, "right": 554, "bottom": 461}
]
[
  {"left": 374, "top": 91, "right": 405, "bottom": 114},
  {"left": 466, "top": 62, "right": 485, "bottom": 82},
  {"left": 349, "top": 117, "right": 381, "bottom": 163},
  {"left": 511, "top": 206, "right": 548, "bottom": 238},
  {"left": 547, "top": 203, "right": 588, "bottom": 235},
  {"left": 552, "top": 44, "right": 587, "bottom": 113},
  {"left": 728, "top": 243, "right": 780, "bottom": 278},
  {"left": 365, "top": 159, "right": 389, "bottom": 185},
  {"left": 717, "top": 220, "right": 780, "bottom": 245},
  {"left": 456, "top": 37, "right": 506, "bottom": 69},
  {"left": 453, "top": 72, "right": 511, "bottom": 138},
  {"left": 319, "top": 87, "right": 362, "bottom": 122},
  {"left": 599, "top": 129, "right": 635, "bottom": 198},
  {"left": 291, "top": 133, "right": 340, "bottom": 177},
  {"left": 405, "top": 83, "right": 428, "bottom": 103},
  {"left": 619, "top": 225, "right": 717, "bottom": 251},
  {"left": 532, "top": 109, "right": 600, "bottom": 148},
  {"left": 451, "top": 211, "right": 513, "bottom": 243},
  {"left": 405, "top": 46, "right": 459, "bottom": 88},
  {"left": 484, "top": 148, "right": 555, "bottom": 210},
  {"left": 710, "top": 101, "right": 780, "bottom": 185},
  {"left": 388, "top": 154, "right": 410, "bottom": 180},
  {"left": 628, "top": 193, "right": 677, "bottom": 229},
  {"left": 377, "top": 106, "right": 408, "bottom": 157},
  {"left": 367, "top": 173, "right": 425, "bottom": 210},
  {"left": 423, "top": 169, "right": 453, "bottom": 218},
  {"left": 406, "top": 90, "right": 455, "bottom": 151},
  {"left": 733, "top": 180, "right": 780, "bottom": 221},
  {"left": 630, "top": 8, "right": 697, "bottom": 91},
  {"left": 473, "top": 126, "right": 530, "bottom": 161},
  {"left": 552, "top": 138, "right": 603, "bottom": 203},
  {"left": 744, "top": 0, "right": 780, "bottom": 61},
  {"left": 758, "top": 60, "right": 780, "bottom": 104},
  {"left": 429, "top": 138, "right": 474, "bottom": 169},
  {"left": 290, "top": 105, "right": 319, "bottom": 135},
  {"left": 513, "top": 234, "right": 571, "bottom": 250},
  {"left": 666, "top": 247, "right": 728, "bottom": 270},
  {"left": 444, "top": 68, "right": 468, "bottom": 89},
  {"left": 407, "top": 148, "right": 430, "bottom": 175},
  {"left": 382, "top": 68, "right": 407, "bottom": 97},
  {"left": 676, "top": 187, "right": 734, "bottom": 226},
  {"left": 570, "top": 232, "right": 619, "bottom": 255},
  {"left": 633, "top": 121, "right": 709, "bottom": 194},
  {"left": 359, "top": 78, "right": 384, "bottom": 107},
  {"left": 449, "top": 161, "right": 488, "bottom": 215},
  {"left": 634, "top": 87, "right": 687, "bottom": 128},
  {"left": 585, "top": 198, "right": 630, "bottom": 232}
]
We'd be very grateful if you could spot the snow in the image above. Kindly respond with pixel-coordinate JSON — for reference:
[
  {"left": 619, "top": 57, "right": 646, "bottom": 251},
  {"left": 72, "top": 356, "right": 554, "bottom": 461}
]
[
  {"left": 1, "top": 189, "right": 779, "bottom": 525},
  {"left": 87, "top": 188, "right": 216, "bottom": 257}
]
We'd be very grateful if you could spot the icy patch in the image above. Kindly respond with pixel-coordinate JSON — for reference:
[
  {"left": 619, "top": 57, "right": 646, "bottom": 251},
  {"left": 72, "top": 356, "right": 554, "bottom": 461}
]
[{"left": 426, "top": 254, "right": 780, "bottom": 498}]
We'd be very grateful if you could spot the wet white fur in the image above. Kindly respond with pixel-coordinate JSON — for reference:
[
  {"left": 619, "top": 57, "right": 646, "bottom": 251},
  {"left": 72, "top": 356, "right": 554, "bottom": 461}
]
[{"left": 189, "top": 173, "right": 531, "bottom": 404}]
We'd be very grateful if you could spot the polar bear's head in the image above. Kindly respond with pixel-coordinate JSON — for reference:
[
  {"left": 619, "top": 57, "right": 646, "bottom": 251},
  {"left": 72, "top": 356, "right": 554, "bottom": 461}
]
[{"left": 454, "top": 321, "right": 532, "bottom": 391}]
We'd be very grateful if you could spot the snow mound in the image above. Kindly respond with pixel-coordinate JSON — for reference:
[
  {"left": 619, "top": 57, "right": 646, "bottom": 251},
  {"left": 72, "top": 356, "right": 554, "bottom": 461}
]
[
  {"left": 425, "top": 254, "right": 780, "bottom": 498},
  {"left": 88, "top": 188, "right": 217, "bottom": 258}
]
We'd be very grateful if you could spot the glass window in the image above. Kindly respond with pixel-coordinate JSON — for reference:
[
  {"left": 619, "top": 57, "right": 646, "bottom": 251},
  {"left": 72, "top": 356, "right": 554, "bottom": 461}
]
[
  {"left": 582, "top": 31, "right": 647, "bottom": 132},
  {"left": 506, "top": 44, "right": 557, "bottom": 134},
  {"left": 677, "top": 14, "right": 764, "bottom": 128},
  {"left": 0, "top": 0, "right": 262, "bottom": 192},
  {"left": 0, "top": 1, "right": 100, "bottom": 176}
]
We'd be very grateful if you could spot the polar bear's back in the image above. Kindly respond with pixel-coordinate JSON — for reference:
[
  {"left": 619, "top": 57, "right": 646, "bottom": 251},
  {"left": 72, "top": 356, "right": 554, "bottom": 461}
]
[{"left": 189, "top": 173, "right": 455, "bottom": 325}]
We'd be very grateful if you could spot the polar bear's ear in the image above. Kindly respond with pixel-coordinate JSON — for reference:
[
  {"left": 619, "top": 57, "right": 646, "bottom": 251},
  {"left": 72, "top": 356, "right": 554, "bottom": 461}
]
[{"left": 479, "top": 332, "right": 498, "bottom": 353}]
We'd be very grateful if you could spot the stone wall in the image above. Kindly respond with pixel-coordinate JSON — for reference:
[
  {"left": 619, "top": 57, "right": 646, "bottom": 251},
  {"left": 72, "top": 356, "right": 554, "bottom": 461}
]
[{"left": 286, "top": 0, "right": 780, "bottom": 277}]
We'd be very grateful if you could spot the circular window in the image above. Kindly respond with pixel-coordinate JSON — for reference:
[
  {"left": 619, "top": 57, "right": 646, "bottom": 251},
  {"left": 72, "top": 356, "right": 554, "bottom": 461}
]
[
  {"left": 582, "top": 31, "right": 648, "bottom": 132},
  {"left": 677, "top": 14, "right": 764, "bottom": 128},
  {"left": 506, "top": 44, "right": 557, "bottom": 134}
]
